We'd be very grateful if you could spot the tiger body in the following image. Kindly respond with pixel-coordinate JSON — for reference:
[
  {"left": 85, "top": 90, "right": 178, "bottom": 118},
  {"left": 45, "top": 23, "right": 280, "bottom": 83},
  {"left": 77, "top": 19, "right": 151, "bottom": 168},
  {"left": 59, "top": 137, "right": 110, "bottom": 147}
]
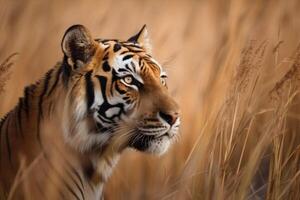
[{"left": 0, "top": 25, "right": 180, "bottom": 199}]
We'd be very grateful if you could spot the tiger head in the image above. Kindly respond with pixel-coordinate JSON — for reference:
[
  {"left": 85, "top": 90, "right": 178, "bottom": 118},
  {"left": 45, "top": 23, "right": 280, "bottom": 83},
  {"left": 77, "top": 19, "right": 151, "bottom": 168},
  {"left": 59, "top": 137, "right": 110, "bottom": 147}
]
[{"left": 61, "top": 25, "right": 180, "bottom": 155}]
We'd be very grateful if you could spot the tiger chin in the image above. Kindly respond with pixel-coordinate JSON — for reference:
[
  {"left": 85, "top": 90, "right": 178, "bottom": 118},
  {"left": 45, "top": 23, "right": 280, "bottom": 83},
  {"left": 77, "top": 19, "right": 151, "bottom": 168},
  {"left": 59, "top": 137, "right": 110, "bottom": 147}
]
[{"left": 0, "top": 24, "right": 180, "bottom": 199}]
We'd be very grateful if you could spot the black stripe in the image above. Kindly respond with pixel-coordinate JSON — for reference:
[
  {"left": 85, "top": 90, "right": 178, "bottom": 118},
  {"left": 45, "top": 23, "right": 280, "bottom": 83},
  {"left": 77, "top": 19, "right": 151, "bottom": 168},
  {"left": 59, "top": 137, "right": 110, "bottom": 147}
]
[
  {"left": 0, "top": 116, "right": 6, "bottom": 162},
  {"left": 132, "top": 78, "right": 143, "bottom": 89},
  {"left": 0, "top": 121, "right": 4, "bottom": 132},
  {"left": 110, "top": 69, "right": 119, "bottom": 96},
  {"left": 85, "top": 70, "right": 95, "bottom": 109},
  {"left": 100, "top": 39, "right": 109, "bottom": 43},
  {"left": 131, "top": 61, "right": 137, "bottom": 73},
  {"left": 46, "top": 157, "right": 81, "bottom": 200},
  {"left": 37, "top": 69, "right": 53, "bottom": 145},
  {"left": 104, "top": 45, "right": 110, "bottom": 51},
  {"left": 39, "top": 69, "right": 54, "bottom": 118},
  {"left": 95, "top": 75, "right": 113, "bottom": 120},
  {"left": 13, "top": 110, "right": 20, "bottom": 141},
  {"left": 5, "top": 115, "right": 12, "bottom": 166},
  {"left": 128, "top": 49, "right": 143, "bottom": 53},
  {"left": 118, "top": 68, "right": 132, "bottom": 73},
  {"left": 123, "top": 44, "right": 142, "bottom": 49},
  {"left": 102, "top": 61, "right": 111, "bottom": 72},
  {"left": 0, "top": 113, "right": 8, "bottom": 132},
  {"left": 122, "top": 54, "right": 134, "bottom": 61},
  {"left": 23, "top": 87, "right": 30, "bottom": 116},
  {"left": 125, "top": 64, "right": 133, "bottom": 73},
  {"left": 125, "top": 100, "right": 131, "bottom": 104},
  {"left": 117, "top": 68, "right": 130, "bottom": 73},
  {"left": 62, "top": 178, "right": 81, "bottom": 199},
  {"left": 120, "top": 50, "right": 129, "bottom": 55},
  {"left": 17, "top": 99, "right": 24, "bottom": 138},
  {"left": 113, "top": 43, "right": 122, "bottom": 52},
  {"left": 96, "top": 75, "right": 108, "bottom": 102},
  {"left": 47, "top": 66, "right": 63, "bottom": 97},
  {"left": 66, "top": 169, "right": 85, "bottom": 200},
  {"left": 102, "top": 52, "right": 109, "bottom": 60},
  {"left": 70, "top": 166, "right": 85, "bottom": 192},
  {"left": 62, "top": 57, "right": 71, "bottom": 87}
]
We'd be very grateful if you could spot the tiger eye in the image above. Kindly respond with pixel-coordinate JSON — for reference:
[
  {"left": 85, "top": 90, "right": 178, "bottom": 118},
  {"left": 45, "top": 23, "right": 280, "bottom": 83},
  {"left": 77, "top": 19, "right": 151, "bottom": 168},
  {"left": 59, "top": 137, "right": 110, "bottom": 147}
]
[
  {"left": 124, "top": 76, "right": 133, "bottom": 84},
  {"left": 160, "top": 77, "right": 167, "bottom": 86}
]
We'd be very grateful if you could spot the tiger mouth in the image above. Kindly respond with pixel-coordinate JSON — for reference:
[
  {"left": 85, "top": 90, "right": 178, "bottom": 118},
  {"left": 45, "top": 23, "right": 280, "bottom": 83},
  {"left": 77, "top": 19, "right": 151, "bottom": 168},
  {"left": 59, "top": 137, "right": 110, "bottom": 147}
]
[
  {"left": 136, "top": 128, "right": 170, "bottom": 137},
  {"left": 132, "top": 129, "right": 173, "bottom": 141},
  {"left": 128, "top": 129, "right": 176, "bottom": 151}
]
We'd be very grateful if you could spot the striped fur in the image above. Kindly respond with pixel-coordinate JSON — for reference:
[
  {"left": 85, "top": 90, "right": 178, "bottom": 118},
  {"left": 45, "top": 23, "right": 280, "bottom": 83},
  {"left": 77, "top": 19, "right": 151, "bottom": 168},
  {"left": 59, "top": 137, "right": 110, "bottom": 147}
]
[{"left": 0, "top": 25, "right": 180, "bottom": 199}]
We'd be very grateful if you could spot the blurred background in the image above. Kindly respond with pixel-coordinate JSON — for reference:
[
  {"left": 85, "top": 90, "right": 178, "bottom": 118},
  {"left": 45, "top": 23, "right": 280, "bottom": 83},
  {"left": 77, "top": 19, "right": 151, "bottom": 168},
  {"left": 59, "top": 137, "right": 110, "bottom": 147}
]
[{"left": 1, "top": 0, "right": 300, "bottom": 199}]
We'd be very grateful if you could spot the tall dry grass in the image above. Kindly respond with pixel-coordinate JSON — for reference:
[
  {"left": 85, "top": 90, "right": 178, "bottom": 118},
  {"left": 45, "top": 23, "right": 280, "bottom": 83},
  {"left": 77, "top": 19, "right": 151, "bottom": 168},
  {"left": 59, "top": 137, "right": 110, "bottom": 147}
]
[
  {"left": 1, "top": 0, "right": 300, "bottom": 199},
  {"left": 0, "top": 53, "right": 16, "bottom": 96}
]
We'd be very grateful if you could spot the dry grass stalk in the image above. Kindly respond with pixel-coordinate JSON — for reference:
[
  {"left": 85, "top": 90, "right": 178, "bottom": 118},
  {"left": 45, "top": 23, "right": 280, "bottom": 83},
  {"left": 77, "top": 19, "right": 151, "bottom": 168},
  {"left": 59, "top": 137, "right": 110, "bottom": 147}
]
[
  {"left": 0, "top": 53, "right": 17, "bottom": 95},
  {"left": 187, "top": 38, "right": 300, "bottom": 200}
]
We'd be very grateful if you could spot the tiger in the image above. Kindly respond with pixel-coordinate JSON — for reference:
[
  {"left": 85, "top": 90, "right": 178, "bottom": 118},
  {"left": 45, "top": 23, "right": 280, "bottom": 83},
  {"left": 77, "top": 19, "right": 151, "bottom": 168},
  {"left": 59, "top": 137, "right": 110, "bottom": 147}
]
[{"left": 0, "top": 24, "right": 180, "bottom": 199}]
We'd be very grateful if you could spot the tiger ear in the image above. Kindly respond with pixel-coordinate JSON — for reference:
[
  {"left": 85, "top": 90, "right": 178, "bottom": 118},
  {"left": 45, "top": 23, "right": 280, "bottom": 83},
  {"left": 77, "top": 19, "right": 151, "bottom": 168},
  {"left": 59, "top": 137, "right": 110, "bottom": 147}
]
[
  {"left": 127, "top": 25, "right": 152, "bottom": 53},
  {"left": 61, "top": 25, "right": 97, "bottom": 69}
]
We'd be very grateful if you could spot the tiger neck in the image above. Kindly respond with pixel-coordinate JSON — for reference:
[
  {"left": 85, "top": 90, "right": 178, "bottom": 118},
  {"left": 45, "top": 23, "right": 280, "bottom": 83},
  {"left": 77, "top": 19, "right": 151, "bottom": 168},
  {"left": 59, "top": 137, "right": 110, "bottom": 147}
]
[
  {"left": 0, "top": 61, "right": 120, "bottom": 195},
  {"left": 18, "top": 62, "right": 67, "bottom": 145},
  {"left": 0, "top": 62, "right": 68, "bottom": 192},
  {"left": 25, "top": 61, "right": 121, "bottom": 186}
]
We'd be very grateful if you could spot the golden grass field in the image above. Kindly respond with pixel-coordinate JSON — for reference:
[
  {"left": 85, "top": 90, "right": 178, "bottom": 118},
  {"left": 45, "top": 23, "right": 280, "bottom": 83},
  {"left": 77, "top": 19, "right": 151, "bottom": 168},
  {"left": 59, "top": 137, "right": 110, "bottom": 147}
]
[{"left": 1, "top": 0, "right": 300, "bottom": 199}]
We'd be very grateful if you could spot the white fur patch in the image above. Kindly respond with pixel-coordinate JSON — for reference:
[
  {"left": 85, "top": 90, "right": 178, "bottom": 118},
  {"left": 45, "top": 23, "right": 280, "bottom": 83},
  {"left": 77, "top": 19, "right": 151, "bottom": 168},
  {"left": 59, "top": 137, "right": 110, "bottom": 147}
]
[
  {"left": 63, "top": 119, "right": 111, "bottom": 153},
  {"left": 91, "top": 90, "right": 104, "bottom": 110},
  {"left": 62, "top": 93, "right": 112, "bottom": 153},
  {"left": 147, "top": 136, "right": 171, "bottom": 155},
  {"left": 74, "top": 98, "right": 87, "bottom": 122},
  {"left": 105, "top": 107, "right": 120, "bottom": 118},
  {"left": 99, "top": 155, "right": 120, "bottom": 181}
]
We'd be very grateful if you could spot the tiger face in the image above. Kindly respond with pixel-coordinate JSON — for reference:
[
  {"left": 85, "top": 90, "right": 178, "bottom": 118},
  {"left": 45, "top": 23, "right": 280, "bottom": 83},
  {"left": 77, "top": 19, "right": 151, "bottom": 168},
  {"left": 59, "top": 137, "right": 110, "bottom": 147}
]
[{"left": 61, "top": 25, "right": 180, "bottom": 155}]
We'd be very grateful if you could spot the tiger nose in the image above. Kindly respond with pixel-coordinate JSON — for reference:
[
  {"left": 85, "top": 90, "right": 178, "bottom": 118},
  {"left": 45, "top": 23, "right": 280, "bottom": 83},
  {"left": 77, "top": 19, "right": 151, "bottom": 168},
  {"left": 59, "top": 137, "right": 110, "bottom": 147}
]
[{"left": 159, "top": 111, "right": 179, "bottom": 126}]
